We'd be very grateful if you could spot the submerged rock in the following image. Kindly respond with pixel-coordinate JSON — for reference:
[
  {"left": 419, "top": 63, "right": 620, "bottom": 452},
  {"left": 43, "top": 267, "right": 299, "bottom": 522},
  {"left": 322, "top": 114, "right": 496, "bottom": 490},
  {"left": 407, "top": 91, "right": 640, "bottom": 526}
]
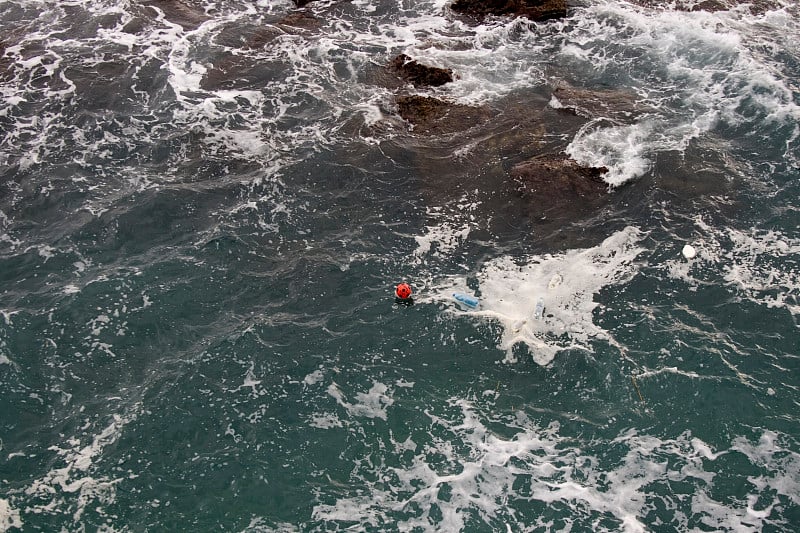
[
  {"left": 633, "top": 0, "right": 781, "bottom": 14},
  {"left": 511, "top": 154, "right": 610, "bottom": 211},
  {"left": 211, "top": 12, "right": 319, "bottom": 49},
  {"left": 201, "top": 13, "right": 319, "bottom": 90},
  {"left": 395, "top": 95, "right": 491, "bottom": 135},
  {"left": 275, "top": 11, "right": 321, "bottom": 32},
  {"left": 550, "top": 81, "right": 647, "bottom": 122},
  {"left": 142, "top": 0, "right": 211, "bottom": 30},
  {"left": 450, "top": 0, "right": 567, "bottom": 22},
  {"left": 389, "top": 54, "right": 454, "bottom": 88},
  {"left": 292, "top": 0, "right": 353, "bottom": 5},
  {"left": 692, "top": 0, "right": 780, "bottom": 13}
]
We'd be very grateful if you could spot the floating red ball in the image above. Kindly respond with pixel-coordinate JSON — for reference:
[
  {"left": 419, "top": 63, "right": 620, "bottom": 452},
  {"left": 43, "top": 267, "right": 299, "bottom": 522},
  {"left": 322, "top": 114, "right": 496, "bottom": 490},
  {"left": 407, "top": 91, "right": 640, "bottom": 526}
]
[{"left": 395, "top": 283, "right": 412, "bottom": 299}]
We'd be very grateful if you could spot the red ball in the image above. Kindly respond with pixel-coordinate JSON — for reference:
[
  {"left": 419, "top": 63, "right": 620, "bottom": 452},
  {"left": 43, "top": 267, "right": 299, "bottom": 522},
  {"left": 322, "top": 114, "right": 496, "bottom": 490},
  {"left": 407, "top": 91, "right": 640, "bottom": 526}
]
[{"left": 395, "top": 283, "right": 412, "bottom": 299}]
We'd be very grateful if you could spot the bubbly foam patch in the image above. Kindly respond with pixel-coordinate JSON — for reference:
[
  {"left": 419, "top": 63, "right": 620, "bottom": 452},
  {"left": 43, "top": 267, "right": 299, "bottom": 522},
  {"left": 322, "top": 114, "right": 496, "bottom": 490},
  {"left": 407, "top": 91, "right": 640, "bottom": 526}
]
[
  {"left": 411, "top": 196, "right": 480, "bottom": 263},
  {"left": 8, "top": 411, "right": 137, "bottom": 526},
  {"left": 664, "top": 218, "right": 800, "bottom": 319},
  {"left": 0, "top": 499, "right": 23, "bottom": 532},
  {"left": 562, "top": 2, "right": 800, "bottom": 185},
  {"left": 427, "top": 226, "right": 644, "bottom": 365},
  {"left": 312, "top": 398, "right": 800, "bottom": 531},
  {"left": 328, "top": 381, "right": 394, "bottom": 421}
]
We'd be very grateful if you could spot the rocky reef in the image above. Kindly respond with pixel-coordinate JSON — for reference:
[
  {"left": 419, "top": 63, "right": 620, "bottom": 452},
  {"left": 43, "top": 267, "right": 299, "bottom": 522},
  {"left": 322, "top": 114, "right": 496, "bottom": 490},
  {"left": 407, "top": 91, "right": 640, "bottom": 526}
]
[
  {"left": 450, "top": 0, "right": 568, "bottom": 22},
  {"left": 135, "top": 0, "right": 754, "bottom": 224},
  {"left": 511, "top": 154, "right": 610, "bottom": 210},
  {"left": 395, "top": 95, "right": 492, "bottom": 135},
  {"left": 141, "top": 0, "right": 210, "bottom": 30},
  {"left": 634, "top": 0, "right": 782, "bottom": 15},
  {"left": 389, "top": 54, "right": 454, "bottom": 88}
]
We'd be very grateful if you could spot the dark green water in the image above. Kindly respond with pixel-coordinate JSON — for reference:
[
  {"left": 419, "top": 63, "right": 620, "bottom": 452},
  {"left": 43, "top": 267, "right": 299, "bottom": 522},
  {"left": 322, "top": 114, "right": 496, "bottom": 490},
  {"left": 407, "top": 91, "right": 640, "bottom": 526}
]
[{"left": 1, "top": 0, "right": 799, "bottom": 531}]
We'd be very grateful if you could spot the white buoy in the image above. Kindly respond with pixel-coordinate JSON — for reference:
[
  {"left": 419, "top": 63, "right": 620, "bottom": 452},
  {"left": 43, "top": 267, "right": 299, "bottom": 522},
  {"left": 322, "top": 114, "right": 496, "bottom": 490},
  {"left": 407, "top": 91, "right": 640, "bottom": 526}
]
[{"left": 682, "top": 244, "right": 697, "bottom": 260}]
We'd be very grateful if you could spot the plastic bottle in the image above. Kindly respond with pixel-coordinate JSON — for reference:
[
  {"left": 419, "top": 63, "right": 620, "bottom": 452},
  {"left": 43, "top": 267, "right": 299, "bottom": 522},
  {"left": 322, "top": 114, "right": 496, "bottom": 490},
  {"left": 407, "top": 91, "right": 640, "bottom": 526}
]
[
  {"left": 453, "top": 292, "right": 479, "bottom": 309},
  {"left": 533, "top": 297, "right": 545, "bottom": 320}
]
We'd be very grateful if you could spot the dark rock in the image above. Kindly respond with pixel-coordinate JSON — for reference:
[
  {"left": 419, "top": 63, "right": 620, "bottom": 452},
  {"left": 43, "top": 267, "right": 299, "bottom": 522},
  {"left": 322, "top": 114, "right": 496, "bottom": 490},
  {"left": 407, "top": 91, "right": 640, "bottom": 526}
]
[
  {"left": 689, "top": 0, "right": 730, "bottom": 10},
  {"left": 200, "top": 56, "right": 286, "bottom": 90},
  {"left": 690, "top": 0, "right": 779, "bottom": 13},
  {"left": 395, "top": 95, "right": 491, "bottom": 135},
  {"left": 212, "top": 13, "right": 319, "bottom": 50},
  {"left": 450, "top": 0, "right": 567, "bottom": 22},
  {"left": 142, "top": 0, "right": 210, "bottom": 30},
  {"left": 389, "top": 54, "right": 454, "bottom": 88},
  {"left": 211, "top": 25, "right": 281, "bottom": 49},
  {"left": 550, "top": 81, "right": 646, "bottom": 122},
  {"left": 275, "top": 11, "right": 321, "bottom": 32},
  {"left": 632, "top": 0, "right": 781, "bottom": 15},
  {"left": 122, "top": 17, "right": 147, "bottom": 34},
  {"left": 292, "top": 0, "right": 355, "bottom": 8},
  {"left": 511, "top": 154, "right": 610, "bottom": 211}
]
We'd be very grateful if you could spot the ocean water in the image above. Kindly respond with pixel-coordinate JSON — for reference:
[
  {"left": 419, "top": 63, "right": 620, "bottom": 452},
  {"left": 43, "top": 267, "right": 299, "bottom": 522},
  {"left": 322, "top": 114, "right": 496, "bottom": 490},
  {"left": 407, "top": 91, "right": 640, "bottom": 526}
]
[{"left": 1, "top": 0, "right": 799, "bottom": 531}]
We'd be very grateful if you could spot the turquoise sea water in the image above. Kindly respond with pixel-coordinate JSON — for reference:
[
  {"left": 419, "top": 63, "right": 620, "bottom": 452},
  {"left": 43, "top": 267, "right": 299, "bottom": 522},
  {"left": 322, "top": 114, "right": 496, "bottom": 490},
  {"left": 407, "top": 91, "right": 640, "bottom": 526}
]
[{"left": 1, "top": 0, "right": 799, "bottom": 531}]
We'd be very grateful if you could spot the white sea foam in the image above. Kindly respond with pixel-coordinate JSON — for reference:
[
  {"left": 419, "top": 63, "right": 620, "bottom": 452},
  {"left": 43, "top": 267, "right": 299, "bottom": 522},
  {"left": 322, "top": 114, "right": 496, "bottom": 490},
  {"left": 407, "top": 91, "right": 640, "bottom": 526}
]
[
  {"left": 3, "top": 0, "right": 794, "bottom": 231},
  {"left": 0, "top": 498, "right": 23, "bottom": 532},
  {"left": 723, "top": 228, "right": 800, "bottom": 316},
  {"left": 10, "top": 411, "right": 137, "bottom": 525},
  {"left": 413, "top": 219, "right": 471, "bottom": 261},
  {"left": 426, "top": 226, "right": 645, "bottom": 365},
  {"left": 312, "top": 398, "right": 800, "bottom": 531},
  {"left": 562, "top": 1, "right": 800, "bottom": 185},
  {"left": 398, "top": 16, "right": 552, "bottom": 105},
  {"left": 0, "top": 310, "right": 19, "bottom": 326},
  {"left": 567, "top": 119, "right": 655, "bottom": 187},
  {"left": 303, "top": 369, "right": 325, "bottom": 386},
  {"left": 309, "top": 412, "right": 344, "bottom": 429},
  {"left": 328, "top": 381, "right": 394, "bottom": 421},
  {"left": 664, "top": 218, "right": 800, "bottom": 319},
  {"left": 410, "top": 194, "right": 480, "bottom": 263}
]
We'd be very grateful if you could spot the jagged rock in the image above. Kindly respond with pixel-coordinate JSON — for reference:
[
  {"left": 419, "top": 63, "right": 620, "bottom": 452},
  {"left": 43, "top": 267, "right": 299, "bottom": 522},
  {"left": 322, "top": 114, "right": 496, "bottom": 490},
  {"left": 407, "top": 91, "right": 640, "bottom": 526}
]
[
  {"left": 689, "top": 0, "right": 779, "bottom": 13},
  {"left": 395, "top": 95, "right": 491, "bottom": 135},
  {"left": 687, "top": 0, "right": 730, "bottom": 10},
  {"left": 511, "top": 154, "right": 609, "bottom": 208},
  {"left": 142, "top": 0, "right": 210, "bottom": 30},
  {"left": 633, "top": 0, "right": 780, "bottom": 14},
  {"left": 450, "top": 0, "right": 567, "bottom": 22},
  {"left": 274, "top": 11, "right": 320, "bottom": 32},
  {"left": 213, "top": 13, "right": 319, "bottom": 49},
  {"left": 550, "top": 82, "right": 645, "bottom": 122},
  {"left": 122, "top": 17, "right": 147, "bottom": 34},
  {"left": 389, "top": 54, "right": 454, "bottom": 88}
]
